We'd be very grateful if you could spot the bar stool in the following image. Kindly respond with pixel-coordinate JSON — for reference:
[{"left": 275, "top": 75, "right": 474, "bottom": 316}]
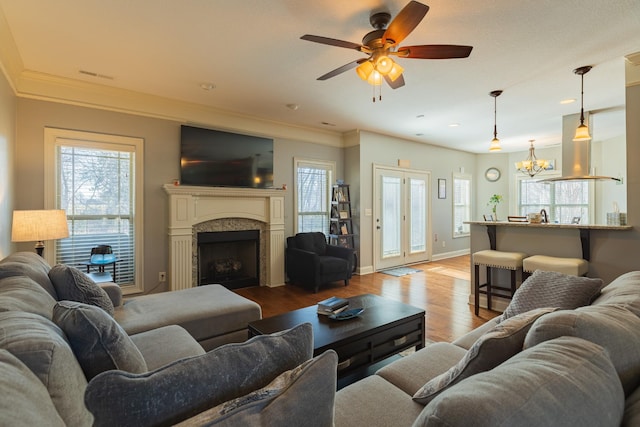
[
  {"left": 473, "top": 250, "right": 527, "bottom": 315},
  {"left": 523, "top": 255, "right": 588, "bottom": 278}
]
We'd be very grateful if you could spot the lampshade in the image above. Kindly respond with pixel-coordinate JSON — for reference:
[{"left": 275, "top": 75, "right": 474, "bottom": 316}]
[
  {"left": 573, "top": 123, "right": 591, "bottom": 141},
  {"left": 375, "top": 55, "right": 394, "bottom": 74},
  {"left": 386, "top": 62, "right": 404, "bottom": 82},
  {"left": 356, "top": 61, "right": 375, "bottom": 81},
  {"left": 489, "top": 138, "right": 501, "bottom": 152},
  {"left": 11, "top": 209, "right": 69, "bottom": 256}
]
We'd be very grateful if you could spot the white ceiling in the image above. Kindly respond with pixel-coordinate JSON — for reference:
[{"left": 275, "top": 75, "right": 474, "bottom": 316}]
[{"left": 1, "top": 0, "right": 639, "bottom": 153}]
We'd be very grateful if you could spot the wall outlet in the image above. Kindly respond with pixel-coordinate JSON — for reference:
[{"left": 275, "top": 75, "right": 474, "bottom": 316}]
[
  {"left": 442, "top": 241, "right": 446, "bottom": 247},
  {"left": 159, "top": 272, "right": 166, "bottom": 282},
  {"left": 434, "top": 233, "right": 438, "bottom": 242}
]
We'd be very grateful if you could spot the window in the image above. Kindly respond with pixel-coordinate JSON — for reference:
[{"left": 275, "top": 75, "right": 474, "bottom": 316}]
[
  {"left": 517, "top": 175, "right": 593, "bottom": 224},
  {"left": 453, "top": 173, "right": 471, "bottom": 237},
  {"left": 294, "top": 158, "right": 335, "bottom": 235},
  {"left": 45, "top": 128, "right": 144, "bottom": 293}
]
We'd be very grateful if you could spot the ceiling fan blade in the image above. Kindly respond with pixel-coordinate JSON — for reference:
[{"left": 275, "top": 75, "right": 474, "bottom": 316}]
[
  {"left": 300, "top": 34, "right": 364, "bottom": 51},
  {"left": 317, "top": 59, "right": 367, "bottom": 80},
  {"left": 382, "top": 1, "right": 429, "bottom": 45},
  {"left": 397, "top": 45, "right": 473, "bottom": 59},
  {"left": 385, "top": 73, "right": 405, "bottom": 89}
]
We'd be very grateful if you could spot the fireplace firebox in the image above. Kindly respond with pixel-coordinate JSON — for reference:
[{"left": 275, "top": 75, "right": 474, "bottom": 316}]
[{"left": 197, "top": 230, "right": 259, "bottom": 289}]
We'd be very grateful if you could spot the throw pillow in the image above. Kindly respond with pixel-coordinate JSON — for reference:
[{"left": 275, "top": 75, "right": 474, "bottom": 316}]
[
  {"left": 85, "top": 322, "right": 314, "bottom": 427},
  {"left": 0, "top": 311, "right": 93, "bottom": 426},
  {"left": 412, "top": 307, "right": 555, "bottom": 405},
  {"left": 49, "top": 264, "right": 115, "bottom": 316},
  {"left": 175, "top": 350, "right": 338, "bottom": 427},
  {"left": 52, "top": 301, "right": 147, "bottom": 380},
  {"left": 500, "top": 270, "right": 603, "bottom": 322},
  {"left": 0, "top": 349, "right": 65, "bottom": 426},
  {"left": 524, "top": 304, "right": 640, "bottom": 396},
  {"left": 414, "top": 337, "right": 624, "bottom": 427},
  {"left": 0, "top": 251, "right": 58, "bottom": 298}
]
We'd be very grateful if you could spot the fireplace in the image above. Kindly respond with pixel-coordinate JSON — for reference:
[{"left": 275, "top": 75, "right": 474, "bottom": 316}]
[
  {"left": 164, "top": 184, "right": 286, "bottom": 291},
  {"left": 197, "top": 230, "right": 259, "bottom": 289}
]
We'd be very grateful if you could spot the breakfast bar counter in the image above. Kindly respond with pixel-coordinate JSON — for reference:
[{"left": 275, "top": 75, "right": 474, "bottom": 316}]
[
  {"left": 465, "top": 221, "right": 633, "bottom": 312},
  {"left": 466, "top": 221, "right": 632, "bottom": 261}
]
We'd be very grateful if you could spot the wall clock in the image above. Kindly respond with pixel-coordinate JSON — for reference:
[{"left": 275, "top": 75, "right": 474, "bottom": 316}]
[{"left": 485, "top": 167, "right": 501, "bottom": 182}]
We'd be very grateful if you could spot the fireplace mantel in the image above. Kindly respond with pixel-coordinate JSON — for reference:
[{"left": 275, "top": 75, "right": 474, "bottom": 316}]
[{"left": 163, "top": 184, "right": 286, "bottom": 290}]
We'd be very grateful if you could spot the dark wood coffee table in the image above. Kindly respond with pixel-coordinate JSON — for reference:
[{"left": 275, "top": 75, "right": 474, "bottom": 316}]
[{"left": 248, "top": 294, "right": 425, "bottom": 383}]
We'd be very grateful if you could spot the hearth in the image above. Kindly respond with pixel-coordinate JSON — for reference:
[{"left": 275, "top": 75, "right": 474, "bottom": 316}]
[{"left": 197, "top": 230, "right": 259, "bottom": 289}]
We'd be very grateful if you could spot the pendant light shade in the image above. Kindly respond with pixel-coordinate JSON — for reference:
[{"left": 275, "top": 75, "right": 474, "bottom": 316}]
[
  {"left": 489, "top": 90, "right": 503, "bottom": 152},
  {"left": 573, "top": 65, "right": 593, "bottom": 142}
]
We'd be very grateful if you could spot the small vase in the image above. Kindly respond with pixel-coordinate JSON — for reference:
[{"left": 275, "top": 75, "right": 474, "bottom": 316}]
[{"left": 492, "top": 208, "right": 497, "bottom": 221}]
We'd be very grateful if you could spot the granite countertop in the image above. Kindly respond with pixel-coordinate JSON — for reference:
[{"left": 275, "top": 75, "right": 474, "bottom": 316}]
[{"left": 465, "top": 221, "right": 632, "bottom": 230}]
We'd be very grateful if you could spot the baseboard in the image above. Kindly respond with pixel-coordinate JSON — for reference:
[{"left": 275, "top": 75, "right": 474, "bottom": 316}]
[
  {"left": 431, "top": 248, "right": 470, "bottom": 261},
  {"left": 467, "top": 293, "right": 508, "bottom": 313}
]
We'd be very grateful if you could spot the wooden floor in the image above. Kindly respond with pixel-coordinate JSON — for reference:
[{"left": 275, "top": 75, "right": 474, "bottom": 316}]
[{"left": 234, "top": 255, "right": 499, "bottom": 343}]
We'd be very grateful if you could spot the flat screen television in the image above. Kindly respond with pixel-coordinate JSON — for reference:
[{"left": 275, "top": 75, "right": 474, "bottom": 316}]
[{"left": 180, "top": 125, "right": 274, "bottom": 188}]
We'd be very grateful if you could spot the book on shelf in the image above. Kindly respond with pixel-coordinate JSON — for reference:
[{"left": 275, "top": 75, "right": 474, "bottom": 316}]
[{"left": 316, "top": 296, "right": 349, "bottom": 315}]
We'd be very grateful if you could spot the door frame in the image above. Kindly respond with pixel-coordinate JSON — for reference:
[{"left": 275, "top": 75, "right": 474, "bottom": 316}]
[{"left": 372, "top": 164, "right": 432, "bottom": 271}]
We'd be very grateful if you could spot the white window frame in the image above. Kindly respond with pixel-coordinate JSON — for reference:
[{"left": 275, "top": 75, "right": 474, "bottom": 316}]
[
  {"left": 452, "top": 173, "right": 472, "bottom": 238},
  {"left": 293, "top": 158, "right": 335, "bottom": 235},
  {"left": 44, "top": 128, "right": 144, "bottom": 294},
  {"left": 515, "top": 172, "right": 594, "bottom": 224}
]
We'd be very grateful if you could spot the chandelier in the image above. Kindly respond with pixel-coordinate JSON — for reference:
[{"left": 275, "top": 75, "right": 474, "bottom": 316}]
[{"left": 515, "top": 140, "right": 549, "bottom": 177}]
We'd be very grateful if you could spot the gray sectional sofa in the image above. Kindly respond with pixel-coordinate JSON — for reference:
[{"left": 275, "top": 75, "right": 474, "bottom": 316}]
[
  {"left": 0, "top": 251, "right": 270, "bottom": 425},
  {"left": 334, "top": 270, "right": 640, "bottom": 426}
]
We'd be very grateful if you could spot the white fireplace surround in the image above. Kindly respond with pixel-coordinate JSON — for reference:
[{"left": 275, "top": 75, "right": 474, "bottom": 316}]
[{"left": 163, "top": 184, "right": 286, "bottom": 291}]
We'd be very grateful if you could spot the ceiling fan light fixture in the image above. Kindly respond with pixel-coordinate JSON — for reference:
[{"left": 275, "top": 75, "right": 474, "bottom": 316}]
[
  {"left": 356, "top": 61, "right": 375, "bottom": 81},
  {"left": 387, "top": 62, "right": 404, "bottom": 82},
  {"left": 368, "top": 70, "right": 383, "bottom": 86},
  {"left": 375, "top": 55, "right": 394, "bottom": 74}
]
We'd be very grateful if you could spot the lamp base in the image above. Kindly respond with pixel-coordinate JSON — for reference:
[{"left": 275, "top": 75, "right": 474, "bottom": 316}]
[{"left": 35, "top": 241, "right": 45, "bottom": 257}]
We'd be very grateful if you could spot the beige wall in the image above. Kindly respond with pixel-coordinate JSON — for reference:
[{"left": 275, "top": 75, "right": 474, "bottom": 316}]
[
  {"left": 0, "top": 69, "right": 15, "bottom": 258},
  {"left": 356, "top": 130, "right": 477, "bottom": 273},
  {"left": 12, "top": 98, "right": 344, "bottom": 293}
]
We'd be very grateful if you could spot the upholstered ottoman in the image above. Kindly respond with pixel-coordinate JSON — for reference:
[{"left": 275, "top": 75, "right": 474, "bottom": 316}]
[{"left": 115, "top": 285, "right": 262, "bottom": 351}]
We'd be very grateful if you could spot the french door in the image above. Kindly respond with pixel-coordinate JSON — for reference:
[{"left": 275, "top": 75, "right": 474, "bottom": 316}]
[{"left": 374, "top": 166, "right": 430, "bottom": 270}]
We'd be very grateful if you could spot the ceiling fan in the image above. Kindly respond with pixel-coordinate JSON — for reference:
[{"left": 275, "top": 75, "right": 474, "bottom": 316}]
[{"left": 300, "top": 1, "right": 472, "bottom": 91}]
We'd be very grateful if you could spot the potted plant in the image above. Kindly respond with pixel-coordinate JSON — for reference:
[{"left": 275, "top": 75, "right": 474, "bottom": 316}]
[{"left": 487, "top": 194, "right": 503, "bottom": 220}]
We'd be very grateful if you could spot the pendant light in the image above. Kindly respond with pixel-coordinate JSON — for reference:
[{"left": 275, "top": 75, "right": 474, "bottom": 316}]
[
  {"left": 573, "top": 65, "right": 593, "bottom": 142},
  {"left": 489, "top": 90, "right": 503, "bottom": 152}
]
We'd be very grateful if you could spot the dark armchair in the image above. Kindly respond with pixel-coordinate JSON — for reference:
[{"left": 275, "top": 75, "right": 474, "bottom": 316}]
[{"left": 286, "top": 232, "right": 355, "bottom": 292}]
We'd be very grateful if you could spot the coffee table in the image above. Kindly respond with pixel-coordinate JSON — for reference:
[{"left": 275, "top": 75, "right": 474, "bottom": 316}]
[{"left": 248, "top": 294, "right": 425, "bottom": 383}]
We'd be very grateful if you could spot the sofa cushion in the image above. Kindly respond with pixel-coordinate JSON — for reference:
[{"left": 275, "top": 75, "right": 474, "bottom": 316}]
[
  {"left": 336, "top": 375, "right": 426, "bottom": 427},
  {"left": 413, "top": 307, "right": 555, "bottom": 405},
  {"left": 0, "top": 311, "right": 93, "bottom": 426},
  {"left": 0, "top": 251, "right": 57, "bottom": 298},
  {"left": 130, "top": 325, "right": 206, "bottom": 371},
  {"left": 0, "top": 275, "right": 57, "bottom": 319},
  {"left": 114, "top": 284, "right": 261, "bottom": 350},
  {"left": 624, "top": 386, "right": 640, "bottom": 427},
  {"left": 413, "top": 337, "right": 624, "bottom": 427},
  {"left": 49, "top": 264, "right": 115, "bottom": 315},
  {"left": 501, "top": 270, "right": 603, "bottom": 322},
  {"left": 376, "top": 342, "right": 467, "bottom": 396},
  {"left": 0, "top": 349, "right": 65, "bottom": 427},
  {"left": 85, "top": 322, "right": 313, "bottom": 427},
  {"left": 53, "top": 301, "right": 147, "bottom": 380},
  {"left": 176, "top": 350, "right": 337, "bottom": 427},
  {"left": 592, "top": 271, "right": 640, "bottom": 317},
  {"left": 524, "top": 304, "right": 640, "bottom": 396}
]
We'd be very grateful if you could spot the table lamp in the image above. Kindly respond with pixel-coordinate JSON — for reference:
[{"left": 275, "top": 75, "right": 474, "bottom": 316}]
[{"left": 11, "top": 209, "right": 70, "bottom": 257}]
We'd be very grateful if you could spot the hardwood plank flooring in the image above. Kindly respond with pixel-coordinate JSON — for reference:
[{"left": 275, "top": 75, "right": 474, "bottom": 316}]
[{"left": 234, "top": 255, "right": 500, "bottom": 343}]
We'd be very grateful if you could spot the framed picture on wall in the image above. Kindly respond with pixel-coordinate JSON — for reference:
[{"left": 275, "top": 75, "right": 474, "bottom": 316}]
[{"left": 438, "top": 179, "right": 446, "bottom": 199}]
